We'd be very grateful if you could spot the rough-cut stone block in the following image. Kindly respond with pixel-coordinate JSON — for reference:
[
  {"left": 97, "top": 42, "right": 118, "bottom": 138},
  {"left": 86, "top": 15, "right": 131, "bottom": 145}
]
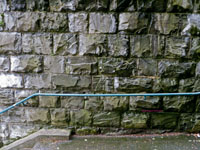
[
  {"left": 0, "top": 57, "right": 9, "bottom": 72},
  {"left": 189, "top": 37, "right": 200, "bottom": 58},
  {"left": 76, "top": 127, "right": 98, "bottom": 135},
  {"left": 103, "top": 97, "right": 128, "bottom": 111},
  {"left": 196, "top": 62, "right": 200, "bottom": 77},
  {"left": 191, "top": 114, "right": 200, "bottom": 132},
  {"left": 122, "top": 112, "right": 149, "bottom": 129},
  {"left": 89, "top": 13, "right": 116, "bottom": 33},
  {"left": 11, "top": 55, "right": 42, "bottom": 73},
  {"left": 179, "top": 78, "right": 195, "bottom": 92},
  {"left": 0, "top": 0, "right": 8, "bottom": 12},
  {"left": 151, "top": 113, "right": 179, "bottom": 129},
  {"left": 194, "top": 0, "right": 200, "bottom": 13},
  {"left": 163, "top": 96, "right": 195, "bottom": 112},
  {"left": 130, "top": 96, "right": 160, "bottom": 111},
  {"left": 49, "top": 0, "right": 76, "bottom": 11},
  {"left": 0, "top": 32, "right": 21, "bottom": 54},
  {"left": 51, "top": 108, "right": 69, "bottom": 126},
  {"left": 138, "top": 59, "right": 157, "bottom": 76},
  {"left": 11, "top": 0, "right": 26, "bottom": 11},
  {"left": 44, "top": 56, "right": 64, "bottom": 74},
  {"left": 0, "top": 74, "right": 23, "bottom": 88},
  {"left": 92, "top": 76, "right": 114, "bottom": 92},
  {"left": 167, "top": 0, "right": 193, "bottom": 12},
  {"left": 110, "top": 0, "right": 136, "bottom": 11},
  {"left": 0, "top": 123, "right": 9, "bottom": 141},
  {"left": 0, "top": 14, "right": 4, "bottom": 31},
  {"left": 179, "top": 114, "right": 195, "bottom": 132},
  {"left": 70, "top": 109, "right": 92, "bottom": 126},
  {"left": 22, "top": 33, "right": 52, "bottom": 55},
  {"left": 41, "top": 12, "right": 68, "bottom": 32},
  {"left": 39, "top": 96, "right": 59, "bottom": 108},
  {"left": 61, "top": 97, "right": 84, "bottom": 110},
  {"left": 151, "top": 35, "right": 165, "bottom": 58},
  {"left": 79, "top": 34, "right": 107, "bottom": 56},
  {"left": 0, "top": 89, "right": 14, "bottom": 106},
  {"left": 53, "top": 33, "right": 77, "bottom": 56},
  {"left": 93, "top": 112, "right": 120, "bottom": 127},
  {"left": 119, "top": 13, "right": 149, "bottom": 33},
  {"left": 85, "top": 97, "right": 103, "bottom": 112},
  {"left": 3, "top": 108, "right": 26, "bottom": 123},
  {"left": 27, "top": 0, "right": 49, "bottom": 11},
  {"left": 114, "top": 77, "right": 153, "bottom": 93},
  {"left": 66, "top": 56, "right": 97, "bottom": 75},
  {"left": 108, "top": 34, "right": 129, "bottom": 57},
  {"left": 24, "top": 74, "right": 51, "bottom": 89},
  {"left": 68, "top": 13, "right": 88, "bottom": 33},
  {"left": 138, "top": 0, "right": 166, "bottom": 12},
  {"left": 99, "top": 58, "right": 137, "bottom": 77},
  {"left": 25, "top": 108, "right": 50, "bottom": 124},
  {"left": 4, "top": 12, "right": 40, "bottom": 32}
]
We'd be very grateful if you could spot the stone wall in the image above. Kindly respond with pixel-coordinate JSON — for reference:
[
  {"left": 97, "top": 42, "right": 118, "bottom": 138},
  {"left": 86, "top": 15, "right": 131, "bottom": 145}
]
[{"left": 0, "top": 0, "right": 200, "bottom": 144}]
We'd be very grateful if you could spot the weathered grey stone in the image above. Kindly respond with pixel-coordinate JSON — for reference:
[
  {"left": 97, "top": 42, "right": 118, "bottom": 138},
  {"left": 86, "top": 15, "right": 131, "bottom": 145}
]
[
  {"left": 108, "top": 34, "right": 129, "bottom": 57},
  {"left": 194, "top": 0, "right": 200, "bottom": 13},
  {"left": 114, "top": 77, "right": 153, "bottom": 93},
  {"left": 194, "top": 79, "right": 200, "bottom": 92},
  {"left": 0, "top": 14, "right": 4, "bottom": 31},
  {"left": 11, "top": 0, "right": 26, "bottom": 11},
  {"left": 179, "top": 114, "right": 195, "bottom": 132},
  {"left": 66, "top": 57, "right": 98, "bottom": 75},
  {"left": 44, "top": 56, "right": 64, "bottom": 74},
  {"left": 151, "top": 113, "right": 179, "bottom": 129},
  {"left": 4, "top": 12, "right": 40, "bottom": 31},
  {"left": 165, "top": 37, "right": 189, "bottom": 58},
  {"left": 189, "top": 37, "right": 200, "bottom": 58},
  {"left": 182, "top": 14, "right": 200, "bottom": 36},
  {"left": 61, "top": 97, "right": 84, "bottom": 110},
  {"left": 49, "top": 0, "right": 76, "bottom": 11},
  {"left": 122, "top": 112, "right": 149, "bottom": 129},
  {"left": 163, "top": 96, "right": 194, "bottom": 112},
  {"left": 85, "top": 97, "right": 103, "bottom": 112},
  {"left": 22, "top": 33, "right": 52, "bottom": 55},
  {"left": 76, "top": 127, "right": 98, "bottom": 135},
  {"left": 0, "top": 57, "right": 9, "bottom": 72},
  {"left": 159, "top": 78, "right": 178, "bottom": 92},
  {"left": 3, "top": 108, "right": 26, "bottom": 123},
  {"left": 51, "top": 108, "right": 69, "bottom": 126},
  {"left": 138, "top": 59, "right": 157, "bottom": 76},
  {"left": 53, "top": 33, "right": 77, "bottom": 56},
  {"left": 191, "top": 114, "right": 200, "bottom": 132},
  {"left": 68, "top": 13, "right": 88, "bottom": 33},
  {"left": 196, "top": 62, "right": 200, "bottom": 77},
  {"left": 92, "top": 76, "right": 114, "bottom": 92},
  {"left": 195, "top": 97, "right": 200, "bottom": 112},
  {"left": 89, "top": 13, "right": 116, "bottom": 33},
  {"left": 25, "top": 108, "right": 50, "bottom": 124},
  {"left": 0, "top": 123, "right": 9, "bottom": 143},
  {"left": 179, "top": 78, "right": 195, "bottom": 92},
  {"left": 0, "top": 74, "right": 23, "bottom": 88},
  {"left": 103, "top": 97, "right": 129, "bottom": 111},
  {"left": 130, "top": 96, "right": 160, "bottom": 110},
  {"left": 93, "top": 112, "right": 120, "bottom": 127},
  {"left": 52, "top": 75, "right": 91, "bottom": 89},
  {"left": 41, "top": 12, "right": 68, "bottom": 32},
  {"left": 70, "top": 109, "right": 92, "bottom": 126},
  {"left": 99, "top": 58, "right": 137, "bottom": 76},
  {"left": 27, "top": 0, "right": 49, "bottom": 11},
  {"left": 11, "top": 55, "right": 43, "bottom": 73},
  {"left": 39, "top": 96, "right": 59, "bottom": 108},
  {"left": 138, "top": 0, "right": 166, "bottom": 12},
  {"left": 24, "top": 74, "right": 51, "bottom": 89},
  {"left": 167, "top": 0, "right": 193, "bottom": 12},
  {"left": 0, "top": 0, "right": 8, "bottom": 12},
  {"left": 119, "top": 13, "right": 149, "bottom": 33},
  {"left": 79, "top": 34, "right": 107, "bottom": 56},
  {"left": 110, "top": 0, "right": 136, "bottom": 11},
  {"left": 0, "top": 89, "right": 14, "bottom": 106},
  {"left": 152, "top": 35, "right": 166, "bottom": 58},
  {"left": 0, "top": 32, "right": 21, "bottom": 54}
]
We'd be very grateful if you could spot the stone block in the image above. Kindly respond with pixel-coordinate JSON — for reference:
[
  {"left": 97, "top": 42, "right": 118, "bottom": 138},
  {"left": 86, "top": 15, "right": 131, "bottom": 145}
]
[
  {"left": 25, "top": 108, "right": 50, "bottom": 124},
  {"left": 119, "top": 12, "right": 149, "bottom": 33},
  {"left": 191, "top": 114, "right": 200, "bottom": 132},
  {"left": 108, "top": 34, "right": 129, "bottom": 57},
  {"left": 122, "top": 112, "right": 149, "bottom": 129},
  {"left": 0, "top": 32, "right": 21, "bottom": 54},
  {"left": 39, "top": 96, "right": 59, "bottom": 108},
  {"left": 0, "top": 74, "right": 23, "bottom": 88},
  {"left": 0, "top": 14, "right": 4, "bottom": 31},
  {"left": 0, "top": 89, "right": 14, "bottom": 106},
  {"left": 99, "top": 58, "right": 137, "bottom": 77},
  {"left": 138, "top": 0, "right": 166, "bottom": 12},
  {"left": 179, "top": 78, "right": 195, "bottom": 92},
  {"left": 79, "top": 34, "right": 107, "bottom": 56},
  {"left": 10, "top": 0, "right": 26, "bottom": 11},
  {"left": 151, "top": 113, "right": 179, "bottom": 129},
  {"left": 11, "top": 55, "right": 43, "bottom": 73},
  {"left": 163, "top": 96, "right": 195, "bottom": 112},
  {"left": 89, "top": 13, "right": 116, "bottom": 33},
  {"left": 27, "top": 0, "right": 49, "bottom": 11},
  {"left": 68, "top": 13, "right": 88, "bottom": 33},
  {"left": 194, "top": 79, "right": 200, "bottom": 92},
  {"left": 189, "top": 37, "right": 200, "bottom": 58},
  {"left": 4, "top": 12, "right": 40, "bottom": 32},
  {"left": 24, "top": 74, "right": 51, "bottom": 89},
  {"left": 179, "top": 114, "right": 195, "bottom": 132},
  {"left": 0, "top": 0, "right": 8, "bottom": 13},
  {"left": 85, "top": 97, "right": 103, "bottom": 112},
  {"left": 61, "top": 97, "right": 84, "bottom": 110},
  {"left": 196, "top": 62, "right": 200, "bottom": 77},
  {"left": 51, "top": 108, "right": 69, "bottom": 126},
  {"left": 76, "top": 127, "right": 98, "bottom": 135},
  {"left": 114, "top": 77, "right": 153, "bottom": 93},
  {"left": 44, "top": 56, "right": 64, "bottom": 74},
  {"left": 53, "top": 33, "right": 77, "bottom": 55},
  {"left": 110, "top": 0, "right": 136, "bottom": 11},
  {"left": 66, "top": 56, "right": 98, "bottom": 75},
  {"left": 70, "top": 109, "right": 92, "bottom": 126},
  {"left": 93, "top": 112, "right": 120, "bottom": 127},
  {"left": 194, "top": 0, "right": 200, "bottom": 13},
  {"left": 0, "top": 57, "right": 9, "bottom": 72},
  {"left": 103, "top": 97, "right": 129, "bottom": 111},
  {"left": 41, "top": 12, "right": 68, "bottom": 32},
  {"left": 167, "top": 0, "right": 193, "bottom": 12},
  {"left": 22, "top": 33, "right": 52, "bottom": 55},
  {"left": 49, "top": 0, "right": 76, "bottom": 11},
  {"left": 3, "top": 108, "right": 26, "bottom": 123},
  {"left": 138, "top": 59, "right": 157, "bottom": 76},
  {"left": 92, "top": 76, "right": 114, "bottom": 92}
]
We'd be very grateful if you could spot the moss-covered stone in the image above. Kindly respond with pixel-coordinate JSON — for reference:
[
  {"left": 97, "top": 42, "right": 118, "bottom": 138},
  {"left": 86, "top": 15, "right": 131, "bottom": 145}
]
[
  {"left": 85, "top": 97, "right": 103, "bottom": 112},
  {"left": 103, "top": 97, "right": 129, "bottom": 111},
  {"left": 70, "top": 110, "right": 92, "bottom": 126},
  {"left": 76, "top": 127, "right": 98, "bottom": 135},
  {"left": 51, "top": 108, "right": 69, "bottom": 126},
  {"left": 179, "top": 113, "right": 195, "bottom": 132}
]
